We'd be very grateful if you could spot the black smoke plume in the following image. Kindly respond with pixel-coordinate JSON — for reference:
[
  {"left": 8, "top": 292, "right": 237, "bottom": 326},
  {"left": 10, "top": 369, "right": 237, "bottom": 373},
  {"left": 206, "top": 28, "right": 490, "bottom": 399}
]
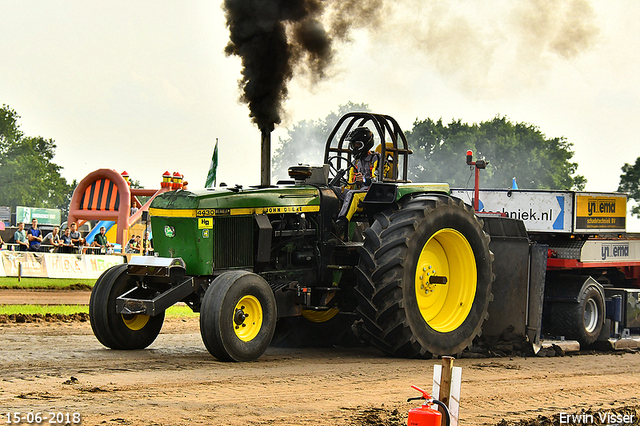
[
  {"left": 223, "top": 0, "right": 333, "bottom": 132},
  {"left": 223, "top": 0, "right": 598, "bottom": 132}
]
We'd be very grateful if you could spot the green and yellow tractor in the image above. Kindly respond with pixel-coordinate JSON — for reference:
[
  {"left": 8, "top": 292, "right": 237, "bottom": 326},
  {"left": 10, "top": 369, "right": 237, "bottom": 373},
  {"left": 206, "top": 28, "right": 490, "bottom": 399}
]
[{"left": 89, "top": 112, "right": 499, "bottom": 361}]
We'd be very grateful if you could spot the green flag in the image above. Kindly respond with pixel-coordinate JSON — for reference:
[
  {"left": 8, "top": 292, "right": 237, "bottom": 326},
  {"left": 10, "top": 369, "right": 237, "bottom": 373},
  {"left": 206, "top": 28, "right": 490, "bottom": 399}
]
[{"left": 205, "top": 139, "right": 218, "bottom": 188}]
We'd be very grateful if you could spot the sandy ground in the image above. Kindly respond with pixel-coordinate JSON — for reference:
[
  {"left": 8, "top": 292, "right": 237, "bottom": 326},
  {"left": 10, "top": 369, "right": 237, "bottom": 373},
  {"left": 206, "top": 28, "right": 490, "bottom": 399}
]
[
  {"left": 0, "top": 289, "right": 91, "bottom": 305},
  {"left": 2, "top": 289, "right": 640, "bottom": 425},
  {"left": 2, "top": 316, "right": 640, "bottom": 426}
]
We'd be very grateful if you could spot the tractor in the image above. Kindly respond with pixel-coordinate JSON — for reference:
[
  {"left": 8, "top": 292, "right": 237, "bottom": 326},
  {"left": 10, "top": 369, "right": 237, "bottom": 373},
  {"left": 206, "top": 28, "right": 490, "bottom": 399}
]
[{"left": 89, "top": 112, "right": 498, "bottom": 361}]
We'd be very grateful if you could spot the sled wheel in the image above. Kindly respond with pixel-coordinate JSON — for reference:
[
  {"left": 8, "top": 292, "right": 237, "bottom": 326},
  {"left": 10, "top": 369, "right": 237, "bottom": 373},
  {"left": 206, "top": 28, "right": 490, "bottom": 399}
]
[
  {"left": 200, "top": 271, "right": 276, "bottom": 361},
  {"left": 355, "top": 194, "right": 493, "bottom": 357},
  {"left": 89, "top": 264, "right": 164, "bottom": 350},
  {"left": 550, "top": 283, "right": 604, "bottom": 347}
]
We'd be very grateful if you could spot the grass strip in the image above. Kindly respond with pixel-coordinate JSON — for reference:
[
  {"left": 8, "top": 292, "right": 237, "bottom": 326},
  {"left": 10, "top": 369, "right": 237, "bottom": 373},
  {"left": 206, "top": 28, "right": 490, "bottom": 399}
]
[
  {"left": 0, "top": 277, "right": 95, "bottom": 290},
  {"left": 0, "top": 304, "right": 198, "bottom": 318}
]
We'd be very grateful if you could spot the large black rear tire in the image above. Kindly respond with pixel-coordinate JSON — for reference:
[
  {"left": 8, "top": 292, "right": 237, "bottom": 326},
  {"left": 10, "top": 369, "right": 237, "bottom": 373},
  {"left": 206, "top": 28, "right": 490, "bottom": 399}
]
[
  {"left": 355, "top": 195, "right": 493, "bottom": 358},
  {"left": 89, "top": 264, "right": 165, "bottom": 350},
  {"left": 200, "top": 271, "right": 277, "bottom": 362}
]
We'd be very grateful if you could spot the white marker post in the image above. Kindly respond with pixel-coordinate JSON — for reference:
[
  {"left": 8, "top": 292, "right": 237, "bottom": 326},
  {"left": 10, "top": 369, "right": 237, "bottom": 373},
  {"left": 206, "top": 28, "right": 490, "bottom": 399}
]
[{"left": 432, "top": 357, "right": 462, "bottom": 426}]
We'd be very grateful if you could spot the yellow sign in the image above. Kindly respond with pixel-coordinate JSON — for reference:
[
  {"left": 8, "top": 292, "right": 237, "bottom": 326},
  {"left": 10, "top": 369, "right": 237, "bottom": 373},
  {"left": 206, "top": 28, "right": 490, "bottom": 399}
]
[
  {"left": 575, "top": 195, "right": 626, "bottom": 218},
  {"left": 198, "top": 217, "right": 214, "bottom": 229},
  {"left": 575, "top": 193, "right": 626, "bottom": 231}
]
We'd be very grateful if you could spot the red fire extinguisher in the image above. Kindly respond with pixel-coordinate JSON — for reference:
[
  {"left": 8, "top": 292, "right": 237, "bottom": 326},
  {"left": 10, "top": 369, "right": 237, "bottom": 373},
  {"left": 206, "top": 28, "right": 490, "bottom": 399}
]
[{"left": 407, "top": 385, "right": 450, "bottom": 426}]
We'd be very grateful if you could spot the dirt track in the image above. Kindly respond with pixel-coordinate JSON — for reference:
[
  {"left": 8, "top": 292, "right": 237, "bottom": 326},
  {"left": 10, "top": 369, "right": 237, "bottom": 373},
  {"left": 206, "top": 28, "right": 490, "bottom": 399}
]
[
  {"left": 0, "top": 289, "right": 90, "bottom": 305},
  {"left": 2, "top": 317, "right": 640, "bottom": 426}
]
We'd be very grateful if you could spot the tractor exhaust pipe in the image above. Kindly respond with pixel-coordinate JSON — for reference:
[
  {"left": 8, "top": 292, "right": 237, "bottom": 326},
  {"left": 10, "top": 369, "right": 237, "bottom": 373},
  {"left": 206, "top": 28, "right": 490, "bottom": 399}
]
[{"left": 261, "top": 128, "right": 271, "bottom": 187}]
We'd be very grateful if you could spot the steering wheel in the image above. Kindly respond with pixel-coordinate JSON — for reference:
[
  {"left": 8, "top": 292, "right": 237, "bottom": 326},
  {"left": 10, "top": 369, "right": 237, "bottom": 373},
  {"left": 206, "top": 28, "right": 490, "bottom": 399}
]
[{"left": 327, "top": 156, "right": 358, "bottom": 187}]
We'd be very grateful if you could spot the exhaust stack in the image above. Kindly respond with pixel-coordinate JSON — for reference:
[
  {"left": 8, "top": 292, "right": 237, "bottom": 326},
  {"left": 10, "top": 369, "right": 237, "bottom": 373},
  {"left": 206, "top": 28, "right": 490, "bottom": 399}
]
[{"left": 261, "top": 129, "right": 271, "bottom": 187}]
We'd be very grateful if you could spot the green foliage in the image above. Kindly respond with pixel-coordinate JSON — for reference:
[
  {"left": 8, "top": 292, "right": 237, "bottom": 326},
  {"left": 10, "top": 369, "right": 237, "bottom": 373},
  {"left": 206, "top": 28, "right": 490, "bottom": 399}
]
[
  {"left": 0, "top": 105, "right": 23, "bottom": 151},
  {"left": 406, "top": 116, "right": 586, "bottom": 190},
  {"left": 272, "top": 102, "right": 371, "bottom": 179},
  {"left": 618, "top": 157, "right": 640, "bottom": 218},
  {"left": 273, "top": 106, "right": 585, "bottom": 191},
  {"left": 0, "top": 105, "right": 75, "bottom": 215}
]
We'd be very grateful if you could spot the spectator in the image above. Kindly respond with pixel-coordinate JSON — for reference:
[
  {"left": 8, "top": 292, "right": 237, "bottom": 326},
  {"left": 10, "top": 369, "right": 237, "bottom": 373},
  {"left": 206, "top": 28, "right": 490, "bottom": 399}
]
[
  {"left": 91, "top": 226, "right": 113, "bottom": 253},
  {"left": 0, "top": 233, "right": 4, "bottom": 249},
  {"left": 141, "top": 231, "right": 153, "bottom": 255},
  {"left": 43, "top": 227, "right": 62, "bottom": 252},
  {"left": 125, "top": 235, "right": 138, "bottom": 254},
  {"left": 14, "top": 222, "right": 29, "bottom": 251},
  {"left": 27, "top": 218, "right": 44, "bottom": 251},
  {"left": 60, "top": 228, "right": 74, "bottom": 253},
  {"left": 69, "top": 222, "right": 86, "bottom": 247}
]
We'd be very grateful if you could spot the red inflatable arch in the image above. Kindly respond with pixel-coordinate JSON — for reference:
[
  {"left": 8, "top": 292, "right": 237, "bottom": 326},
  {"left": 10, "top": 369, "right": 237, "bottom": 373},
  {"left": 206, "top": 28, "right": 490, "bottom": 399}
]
[{"left": 67, "top": 169, "right": 171, "bottom": 245}]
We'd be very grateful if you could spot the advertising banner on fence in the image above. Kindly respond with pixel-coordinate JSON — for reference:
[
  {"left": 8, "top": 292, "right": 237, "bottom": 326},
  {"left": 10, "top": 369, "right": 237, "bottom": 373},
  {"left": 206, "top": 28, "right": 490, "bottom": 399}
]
[
  {"left": 0, "top": 251, "right": 124, "bottom": 279},
  {"left": 1, "top": 251, "right": 48, "bottom": 277}
]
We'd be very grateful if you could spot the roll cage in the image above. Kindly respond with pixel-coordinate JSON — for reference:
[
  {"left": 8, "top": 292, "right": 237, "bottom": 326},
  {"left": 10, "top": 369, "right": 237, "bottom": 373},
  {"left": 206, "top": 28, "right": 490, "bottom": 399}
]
[{"left": 323, "top": 112, "right": 412, "bottom": 183}]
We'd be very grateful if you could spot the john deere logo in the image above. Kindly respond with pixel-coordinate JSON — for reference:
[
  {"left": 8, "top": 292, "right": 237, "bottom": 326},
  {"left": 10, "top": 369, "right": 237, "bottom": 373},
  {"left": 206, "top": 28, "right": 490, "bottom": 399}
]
[{"left": 164, "top": 225, "right": 175, "bottom": 238}]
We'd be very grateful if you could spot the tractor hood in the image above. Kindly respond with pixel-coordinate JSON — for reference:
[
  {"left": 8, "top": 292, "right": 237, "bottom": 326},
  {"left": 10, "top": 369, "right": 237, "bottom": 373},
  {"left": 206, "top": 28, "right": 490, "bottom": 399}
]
[
  {"left": 147, "top": 185, "right": 321, "bottom": 276},
  {"left": 149, "top": 185, "right": 321, "bottom": 217}
]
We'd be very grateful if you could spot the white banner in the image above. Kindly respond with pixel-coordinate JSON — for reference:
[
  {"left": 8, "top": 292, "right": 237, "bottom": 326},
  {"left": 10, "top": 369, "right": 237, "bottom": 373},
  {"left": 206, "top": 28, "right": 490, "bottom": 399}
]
[
  {"left": 0, "top": 251, "right": 125, "bottom": 279},
  {"left": 1, "top": 251, "right": 48, "bottom": 277},
  {"left": 451, "top": 189, "right": 573, "bottom": 233}
]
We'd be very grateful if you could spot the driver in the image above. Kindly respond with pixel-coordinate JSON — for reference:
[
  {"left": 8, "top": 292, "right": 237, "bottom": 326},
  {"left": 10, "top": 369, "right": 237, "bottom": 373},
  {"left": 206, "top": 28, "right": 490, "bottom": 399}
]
[{"left": 335, "top": 126, "right": 380, "bottom": 233}]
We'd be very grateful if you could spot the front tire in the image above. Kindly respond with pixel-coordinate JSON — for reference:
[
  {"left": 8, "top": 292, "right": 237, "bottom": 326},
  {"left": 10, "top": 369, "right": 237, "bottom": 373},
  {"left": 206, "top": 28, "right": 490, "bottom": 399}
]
[
  {"left": 89, "top": 264, "right": 164, "bottom": 350},
  {"left": 355, "top": 195, "right": 493, "bottom": 357},
  {"left": 200, "top": 271, "right": 277, "bottom": 362}
]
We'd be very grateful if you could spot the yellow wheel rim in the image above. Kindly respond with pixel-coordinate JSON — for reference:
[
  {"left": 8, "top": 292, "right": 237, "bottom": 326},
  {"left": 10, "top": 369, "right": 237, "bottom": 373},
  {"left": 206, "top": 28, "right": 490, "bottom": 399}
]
[
  {"left": 414, "top": 228, "right": 476, "bottom": 333},
  {"left": 302, "top": 308, "right": 339, "bottom": 323},
  {"left": 122, "top": 314, "right": 150, "bottom": 331},
  {"left": 233, "top": 295, "right": 263, "bottom": 342}
]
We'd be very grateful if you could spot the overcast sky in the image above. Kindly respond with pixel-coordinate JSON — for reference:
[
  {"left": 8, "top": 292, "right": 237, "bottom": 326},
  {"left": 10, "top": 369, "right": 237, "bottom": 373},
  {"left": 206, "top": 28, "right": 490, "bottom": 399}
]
[{"left": 1, "top": 1, "right": 639, "bottom": 226}]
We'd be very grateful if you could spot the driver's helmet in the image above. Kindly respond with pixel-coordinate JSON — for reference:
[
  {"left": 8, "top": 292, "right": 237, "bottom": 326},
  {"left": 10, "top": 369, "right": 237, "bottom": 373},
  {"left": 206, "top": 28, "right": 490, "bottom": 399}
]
[{"left": 346, "top": 127, "right": 374, "bottom": 159}]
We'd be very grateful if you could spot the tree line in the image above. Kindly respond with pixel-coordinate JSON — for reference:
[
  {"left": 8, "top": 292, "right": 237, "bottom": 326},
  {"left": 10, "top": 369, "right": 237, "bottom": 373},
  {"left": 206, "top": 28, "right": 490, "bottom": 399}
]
[
  {"left": 0, "top": 105, "right": 75, "bottom": 218},
  {"left": 272, "top": 103, "right": 587, "bottom": 190},
  {"left": 2, "top": 103, "right": 640, "bottom": 219},
  {"left": 274, "top": 103, "right": 640, "bottom": 216}
]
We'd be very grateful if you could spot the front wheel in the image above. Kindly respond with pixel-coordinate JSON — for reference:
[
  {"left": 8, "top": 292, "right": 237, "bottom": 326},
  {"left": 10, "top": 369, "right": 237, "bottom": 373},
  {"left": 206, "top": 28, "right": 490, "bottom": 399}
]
[
  {"left": 89, "top": 264, "right": 165, "bottom": 350},
  {"left": 200, "top": 271, "right": 277, "bottom": 362}
]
